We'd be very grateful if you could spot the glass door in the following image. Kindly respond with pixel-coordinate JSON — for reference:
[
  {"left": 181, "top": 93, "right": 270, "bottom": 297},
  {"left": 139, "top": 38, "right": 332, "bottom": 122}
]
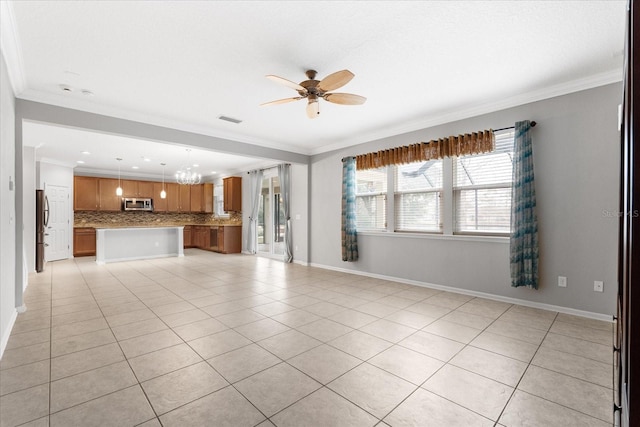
[{"left": 257, "top": 170, "right": 285, "bottom": 257}]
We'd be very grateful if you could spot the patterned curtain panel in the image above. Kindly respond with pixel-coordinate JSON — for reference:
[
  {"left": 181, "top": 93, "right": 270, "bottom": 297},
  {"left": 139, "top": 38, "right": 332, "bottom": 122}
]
[
  {"left": 341, "top": 157, "right": 359, "bottom": 262},
  {"left": 246, "top": 169, "right": 263, "bottom": 254},
  {"left": 278, "top": 164, "right": 293, "bottom": 263},
  {"left": 510, "top": 120, "right": 539, "bottom": 289}
]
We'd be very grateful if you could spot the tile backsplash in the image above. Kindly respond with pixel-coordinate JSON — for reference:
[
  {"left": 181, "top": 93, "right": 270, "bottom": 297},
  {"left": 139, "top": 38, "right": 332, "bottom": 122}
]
[{"left": 75, "top": 210, "right": 242, "bottom": 227}]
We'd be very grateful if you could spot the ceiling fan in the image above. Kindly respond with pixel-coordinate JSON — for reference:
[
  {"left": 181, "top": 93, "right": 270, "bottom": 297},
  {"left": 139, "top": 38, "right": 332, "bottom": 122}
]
[{"left": 261, "top": 69, "right": 366, "bottom": 119}]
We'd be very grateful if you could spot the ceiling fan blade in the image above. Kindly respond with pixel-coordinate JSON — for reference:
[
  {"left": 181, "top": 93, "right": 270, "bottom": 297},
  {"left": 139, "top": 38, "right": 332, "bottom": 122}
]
[
  {"left": 260, "top": 97, "right": 304, "bottom": 106},
  {"left": 317, "top": 70, "right": 354, "bottom": 92},
  {"left": 306, "top": 101, "right": 320, "bottom": 119},
  {"left": 323, "top": 93, "right": 367, "bottom": 105},
  {"left": 266, "top": 75, "right": 306, "bottom": 92}
]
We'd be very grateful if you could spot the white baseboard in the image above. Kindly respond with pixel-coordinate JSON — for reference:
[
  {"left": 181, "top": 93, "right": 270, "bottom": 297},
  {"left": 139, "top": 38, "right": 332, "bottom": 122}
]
[
  {"left": 309, "top": 262, "right": 614, "bottom": 323},
  {"left": 293, "top": 259, "right": 310, "bottom": 266},
  {"left": 0, "top": 308, "right": 18, "bottom": 360}
]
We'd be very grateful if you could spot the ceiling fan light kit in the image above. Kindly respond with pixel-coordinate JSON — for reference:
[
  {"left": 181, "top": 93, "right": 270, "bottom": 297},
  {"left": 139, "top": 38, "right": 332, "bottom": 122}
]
[{"left": 262, "top": 69, "right": 366, "bottom": 119}]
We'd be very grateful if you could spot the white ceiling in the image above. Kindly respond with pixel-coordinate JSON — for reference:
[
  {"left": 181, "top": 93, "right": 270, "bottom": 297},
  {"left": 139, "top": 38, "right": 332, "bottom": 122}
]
[
  {"left": 22, "top": 121, "right": 270, "bottom": 180},
  {"left": 3, "top": 1, "right": 626, "bottom": 176}
]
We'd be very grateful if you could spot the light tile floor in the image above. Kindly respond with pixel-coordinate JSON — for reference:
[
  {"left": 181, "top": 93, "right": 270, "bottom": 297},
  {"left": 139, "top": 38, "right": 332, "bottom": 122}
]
[{"left": 0, "top": 250, "right": 614, "bottom": 427}]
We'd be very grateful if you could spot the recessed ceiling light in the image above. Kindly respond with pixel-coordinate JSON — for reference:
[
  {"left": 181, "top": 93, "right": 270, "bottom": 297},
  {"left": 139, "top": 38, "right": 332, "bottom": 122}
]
[
  {"left": 132, "top": 166, "right": 139, "bottom": 169},
  {"left": 81, "top": 151, "right": 90, "bottom": 155},
  {"left": 193, "top": 164, "right": 199, "bottom": 168},
  {"left": 211, "top": 171, "right": 217, "bottom": 174},
  {"left": 60, "top": 84, "right": 73, "bottom": 92},
  {"left": 76, "top": 160, "right": 85, "bottom": 164},
  {"left": 81, "top": 89, "right": 94, "bottom": 96},
  {"left": 143, "top": 158, "right": 151, "bottom": 162}
]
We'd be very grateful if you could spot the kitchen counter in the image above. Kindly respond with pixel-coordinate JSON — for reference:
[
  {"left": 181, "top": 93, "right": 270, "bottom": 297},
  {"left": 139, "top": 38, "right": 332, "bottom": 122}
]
[
  {"left": 96, "top": 226, "right": 184, "bottom": 265},
  {"left": 76, "top": 223, "right": 242, "bottom": 228}
]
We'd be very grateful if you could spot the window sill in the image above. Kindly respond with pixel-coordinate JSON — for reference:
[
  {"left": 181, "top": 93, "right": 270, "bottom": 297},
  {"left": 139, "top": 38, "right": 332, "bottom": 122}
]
[{"left": 357, "top": 230, "right": 509, "bottom": 244}]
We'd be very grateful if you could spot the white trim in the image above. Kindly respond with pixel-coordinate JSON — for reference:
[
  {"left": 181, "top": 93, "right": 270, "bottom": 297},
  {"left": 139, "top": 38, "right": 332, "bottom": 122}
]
[
  {"left": 293, "top": 259, "right": 309, "bottom": 267},
  {"left": 309, "top": 262, "right": 614, "bottom": 322},
  {"left": 310, "top": 69, "right": 623, "bottom": 156},
  {"left": 0, "top": 1, "right": 26, "bottom": 95},
  {"left": 0, "top": 308, "right": 18, "bottom": 361}
]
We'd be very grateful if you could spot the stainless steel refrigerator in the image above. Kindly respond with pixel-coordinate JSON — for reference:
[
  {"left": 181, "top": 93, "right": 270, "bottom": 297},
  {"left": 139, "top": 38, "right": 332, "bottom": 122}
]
[{"left": 36, "top": 189, "right": 49, "bottom": 273}]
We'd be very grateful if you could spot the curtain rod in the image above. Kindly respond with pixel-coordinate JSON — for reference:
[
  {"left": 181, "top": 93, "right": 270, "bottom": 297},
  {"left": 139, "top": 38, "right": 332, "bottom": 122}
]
[
  {"left": 246, "top": 163, "right": 291, "bottom": 173},
  {"left": 493, "top": 121, "right": 537, "bottom": 133}
]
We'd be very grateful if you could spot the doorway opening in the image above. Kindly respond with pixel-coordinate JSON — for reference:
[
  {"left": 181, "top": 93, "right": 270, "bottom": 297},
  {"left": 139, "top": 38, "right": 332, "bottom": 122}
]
[{"left": 257, "top": 169, "right": 285, "bottom": 258}]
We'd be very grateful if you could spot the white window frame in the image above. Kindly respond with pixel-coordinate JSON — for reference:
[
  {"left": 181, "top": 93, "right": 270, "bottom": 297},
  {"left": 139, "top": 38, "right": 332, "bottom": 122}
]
[{"left": 355, "top": 129, "right": 513, "bottom": 240}]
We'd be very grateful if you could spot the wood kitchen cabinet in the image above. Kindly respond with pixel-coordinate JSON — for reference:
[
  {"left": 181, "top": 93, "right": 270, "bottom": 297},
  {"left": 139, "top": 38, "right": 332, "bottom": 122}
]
[
  {"left": 122, "top": 180, "right": 154, "bottom": 198},
  {"left": 153, "top": 182, "right": 167, "bottom": 212},
  {"left": 190, "top": 184, "right": 203, "bottom": 212},
  {"left": 179, "top": 185, "right": 191, "bottom": 212},
  {"left": 223, "top": 176, "right": 242, "bottom": 212},
  {"left": 73, "top": 227, "right": 96, "bottom": 256},
  {"left": 193, "top": 226, "right": 210, "bottom": 248},
  {"left": 74, "top": 176, "right": 99, "bottom": 211},
  {"left": 204, "top": 183, "right": 213, "bottom": 213},
  {"left": 183, "top": 225, "right": 193, "bottom": 248},
  {"left": 166, "top": 183, "right": 179, "bottom": 212},
  {"left": 98, "top": 178, "right": 122, "bottom": 211},
  {"left": 206, "top": 225, "right": 241, "bottom": 254}
]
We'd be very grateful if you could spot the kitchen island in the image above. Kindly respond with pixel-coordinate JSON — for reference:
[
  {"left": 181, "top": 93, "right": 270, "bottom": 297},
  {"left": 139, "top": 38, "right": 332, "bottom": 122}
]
[{"left": 95, "top": 226, "right": 184, "bottom": 265}]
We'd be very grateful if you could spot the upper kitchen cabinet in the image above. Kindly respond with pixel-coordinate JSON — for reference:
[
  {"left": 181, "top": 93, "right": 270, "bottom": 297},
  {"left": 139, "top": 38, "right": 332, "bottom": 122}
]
[
  {"left": 204, "top": 183, "right": 213, "bottom": 214},
  {"left": 153, "top": 182, "right": 167, "bottom": 212},
  {"left": 179, "top": 184, "right": 191, "bottom": 212},
  {"left": 190, "top": 184, "right": 203, "bottom": 212},
  {"left": 122, "top": 180, "right": 154, "bottom": 198},
  {"left": 98, "top": 178, "right": 122, "bottom": 211},
  {"left": 223, "top": 177, "right": 242, "bottom": 212},
  {"left": 74, "top": 176, "right": 98, "bottom": 211},
  {"left": 166, "top": 183, "right": 179, "bottom": 212}
]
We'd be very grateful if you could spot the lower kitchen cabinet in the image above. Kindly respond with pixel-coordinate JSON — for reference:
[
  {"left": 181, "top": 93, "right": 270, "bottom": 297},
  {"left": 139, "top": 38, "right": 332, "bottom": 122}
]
[
  {"left": 183, "top": 225, "right": 193, "bottom": 248},
  {"left": 211, "top": 225, "right": 241, "bottom": 254},
  {"left": 73, "top": 228, "right": 96, "bottom": 256}
]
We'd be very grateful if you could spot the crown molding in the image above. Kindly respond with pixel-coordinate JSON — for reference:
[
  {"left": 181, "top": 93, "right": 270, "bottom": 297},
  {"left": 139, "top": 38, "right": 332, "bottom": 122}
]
[
  {"left": 0, "top": 1, "right": 27, "bottom": 95},
  {"left": 310, "top": 69, "right": 623, "bottom": 156}
]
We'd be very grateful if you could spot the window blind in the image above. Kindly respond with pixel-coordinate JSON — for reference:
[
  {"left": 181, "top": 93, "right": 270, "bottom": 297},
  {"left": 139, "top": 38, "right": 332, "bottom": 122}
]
[{"left": 454, "top": 129, "right": 515, "bottom": 233}]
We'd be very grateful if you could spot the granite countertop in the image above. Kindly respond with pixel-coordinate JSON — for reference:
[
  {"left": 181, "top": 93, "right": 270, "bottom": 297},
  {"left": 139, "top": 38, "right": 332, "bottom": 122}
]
[{"left": 75, "top": 223, "right": 242, "bottom": 229}]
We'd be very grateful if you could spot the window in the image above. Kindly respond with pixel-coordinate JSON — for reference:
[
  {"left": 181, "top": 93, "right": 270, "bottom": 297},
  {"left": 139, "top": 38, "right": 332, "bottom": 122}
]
[
  {"left": 394, "top": 160, "right": 443, "bottom": 232},
  {"left": 213, "top": 183, "right": 229, "bottom": 218},
  {"left": 354, "top": 129, "right": 514, "bottom": 236},
  {"left": 356, "top": 167, "right": 386, "bottom": 230},
  {"left": 454, "top": 129, "right": 514, "bottom": 234}
]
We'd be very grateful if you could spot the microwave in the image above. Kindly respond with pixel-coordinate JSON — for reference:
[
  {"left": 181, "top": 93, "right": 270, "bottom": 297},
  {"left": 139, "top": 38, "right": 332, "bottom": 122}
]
[{"left": 123, "top": 198, "right": 153, "bottom": 211}]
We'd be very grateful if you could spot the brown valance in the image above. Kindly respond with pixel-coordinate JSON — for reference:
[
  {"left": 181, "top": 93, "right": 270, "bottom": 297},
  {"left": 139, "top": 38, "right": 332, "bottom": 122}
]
[{"left": 356, "top": 129, "right": 495, "bottom": 170}]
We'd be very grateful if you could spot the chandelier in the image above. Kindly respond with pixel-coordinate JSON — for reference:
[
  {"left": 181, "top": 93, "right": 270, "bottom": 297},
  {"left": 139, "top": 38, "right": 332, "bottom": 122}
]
[{"left": 175, "top": 149, "right": 201, "bottom": 185}]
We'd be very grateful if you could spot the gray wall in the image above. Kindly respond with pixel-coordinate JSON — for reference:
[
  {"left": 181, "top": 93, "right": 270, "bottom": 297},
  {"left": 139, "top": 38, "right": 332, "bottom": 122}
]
[
  {"left": 309, "top": 83, "right": 621, "bottom": 316},
  {"left": 290, "top": 163, "right": 309, "bottom": 264},
  {"left": 0, "top": 51, "right": 16, "bottom": 356},
  {"left": 22, "top": 146, "right": 35, "bottom": 273}
]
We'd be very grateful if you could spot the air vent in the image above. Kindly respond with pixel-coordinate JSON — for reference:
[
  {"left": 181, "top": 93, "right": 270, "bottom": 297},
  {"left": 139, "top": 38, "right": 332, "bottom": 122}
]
[{"left": 218, "top": 115, "right": 242, "bottom": 124}]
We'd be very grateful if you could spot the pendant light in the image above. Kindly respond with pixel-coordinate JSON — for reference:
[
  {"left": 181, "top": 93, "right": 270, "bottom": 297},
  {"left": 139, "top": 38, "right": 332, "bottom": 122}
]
[
  {"left": 160, "top": 163, "right": 167, "bottom": 199},
  {"left": 115, "top": 158, "right": 123, "bottom": 196}
]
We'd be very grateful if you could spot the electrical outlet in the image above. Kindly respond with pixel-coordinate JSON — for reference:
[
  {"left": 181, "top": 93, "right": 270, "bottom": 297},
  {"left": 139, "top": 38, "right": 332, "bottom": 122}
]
[
  {"left": 594, "top": 281, "right": 604, "bottom": 292},
  {"left": 558, "top": 276, "right": 567, "bottom": 288}
]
